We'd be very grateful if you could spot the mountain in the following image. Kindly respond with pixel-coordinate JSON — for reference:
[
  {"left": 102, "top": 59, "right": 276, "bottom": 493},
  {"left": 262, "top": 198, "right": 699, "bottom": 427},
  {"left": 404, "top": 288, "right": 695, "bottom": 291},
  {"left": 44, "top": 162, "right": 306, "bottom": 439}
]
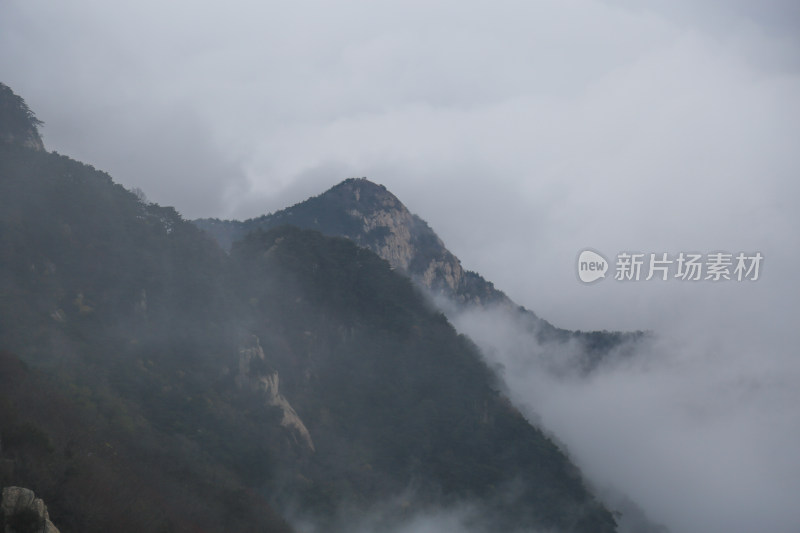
[
  {"left": 1, "top": 82, "right": 624, "bottom": 532},
  {"left": 196, "top": 178, "right": 644, "bottom": 374},
  {"left": 196, "top": 178, "right": 505, "bottom": 306},
  {"left": 0, "top": 83, "right": 44, "bottom": 152}
]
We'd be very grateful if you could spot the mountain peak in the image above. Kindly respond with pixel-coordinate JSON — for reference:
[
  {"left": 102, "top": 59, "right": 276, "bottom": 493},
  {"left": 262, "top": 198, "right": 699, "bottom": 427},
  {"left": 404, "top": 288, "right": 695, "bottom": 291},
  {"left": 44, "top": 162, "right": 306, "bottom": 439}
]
[
  {"left": 332, "top": 176, "right": 387, "bottom": 193},
  {"left": 195, "top": 179, "right": 640, "bottom": 372},
  {"left": 197, "top": 178, "right": 507, "bottom": 305},
  {"left": 321, "top": 177, "right": 407, "bottom": 216}
]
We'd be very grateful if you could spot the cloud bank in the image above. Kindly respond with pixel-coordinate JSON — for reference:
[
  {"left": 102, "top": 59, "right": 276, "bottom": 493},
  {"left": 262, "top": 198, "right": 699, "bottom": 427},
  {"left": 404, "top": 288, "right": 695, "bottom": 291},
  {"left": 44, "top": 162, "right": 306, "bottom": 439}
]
[
  {"left": 451, "top": 301, "right": 800, "bottom": 533},
  {"left": 2, "top": 1, "right": 798, "bottom": 531}
]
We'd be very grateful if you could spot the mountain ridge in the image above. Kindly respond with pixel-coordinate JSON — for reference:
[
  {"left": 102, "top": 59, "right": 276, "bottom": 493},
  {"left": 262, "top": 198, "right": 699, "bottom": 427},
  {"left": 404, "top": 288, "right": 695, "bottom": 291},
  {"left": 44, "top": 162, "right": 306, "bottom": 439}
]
[
  {"left": 195, "top": 177, "right": 645, "bottom": 374},
  {"left": 197, "top": 177, "right": 509, "bottom": 306},
  {"left": 0, "top": 83, "right": 625, "bottom": 532}
]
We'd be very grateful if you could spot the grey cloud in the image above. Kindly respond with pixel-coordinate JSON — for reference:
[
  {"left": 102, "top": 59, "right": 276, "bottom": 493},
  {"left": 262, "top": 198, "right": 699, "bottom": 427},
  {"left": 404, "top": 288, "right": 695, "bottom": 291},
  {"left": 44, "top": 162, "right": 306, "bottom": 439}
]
[
  {"left": 43, "top": 102, "right": 248, "bottom": 219},
  {"left": 450, "top": 301, "right": 800, "bottom": 533},
  {"left": 1, "top": 1, "right": 798, "bottom": 531}
]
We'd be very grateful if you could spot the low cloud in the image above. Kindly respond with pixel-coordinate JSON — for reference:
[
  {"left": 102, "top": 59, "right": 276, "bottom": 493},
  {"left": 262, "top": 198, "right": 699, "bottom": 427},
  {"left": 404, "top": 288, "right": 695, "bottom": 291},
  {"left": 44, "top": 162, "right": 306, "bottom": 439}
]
[
  {"left": 288, "top": 494, "right": 547, "bottom": 533},
  {"left": 449, "top": 300, "right": 800, "bottom": 533},
  {"left": 1, "top": 2, "right": 797, "bottom": 531}
]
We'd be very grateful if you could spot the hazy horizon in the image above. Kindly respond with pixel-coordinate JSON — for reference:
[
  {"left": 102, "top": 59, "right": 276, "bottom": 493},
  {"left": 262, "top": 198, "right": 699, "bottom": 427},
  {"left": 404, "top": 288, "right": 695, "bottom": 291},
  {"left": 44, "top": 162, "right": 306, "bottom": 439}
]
[{"left": 2, "top": 2, "right": 798, "bottom": 531}]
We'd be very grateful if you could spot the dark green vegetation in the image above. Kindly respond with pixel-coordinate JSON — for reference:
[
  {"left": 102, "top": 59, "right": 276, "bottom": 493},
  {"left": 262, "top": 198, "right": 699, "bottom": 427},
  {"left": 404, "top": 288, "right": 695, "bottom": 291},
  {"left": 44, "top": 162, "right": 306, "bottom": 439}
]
[
  {"left": 1, "top": 83, "right": 618, "bottom": 532},
  {"left": 196, "top": 178, "right": 509, "bottom": 306},
  {"left": 197, "top": 178, "right": 645, "bottom": 375},
  {"left": 0, "top": 84, "right": 43, "bottom": 151}
]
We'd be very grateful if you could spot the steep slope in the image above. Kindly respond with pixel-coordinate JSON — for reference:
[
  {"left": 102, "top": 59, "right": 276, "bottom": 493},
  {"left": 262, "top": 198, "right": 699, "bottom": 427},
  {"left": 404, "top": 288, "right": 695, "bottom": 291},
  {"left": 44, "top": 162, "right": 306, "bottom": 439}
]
[
  {"left": 0, "top": 347, "right": 293, "bottom": 533},
  {"left": 197, "top": 178, "right": 504, "bottom": 306},
  {"left": 0, "top": 84, "right": 622, "bottom": 532},
  {"left": 230, "top": 226, "right": 618, "bottom": 531},
  {"left": 0, "top": 131, "right": 294, "bottom": 531},
  {"left": 0, "top": 83, "right": 44, "bottom": 151},
  {"left": 196, "top": 178, "right": 644, "bottom": 374}
]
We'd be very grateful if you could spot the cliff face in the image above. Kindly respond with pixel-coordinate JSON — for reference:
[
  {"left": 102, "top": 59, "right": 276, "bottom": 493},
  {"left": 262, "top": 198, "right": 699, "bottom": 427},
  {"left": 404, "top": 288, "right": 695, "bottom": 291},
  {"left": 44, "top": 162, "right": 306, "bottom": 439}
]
[
  {"left": 0, "top": 487, "right": 60, "bottom": 533},
  {"left": 334, "top": 180, "right": 471, "bottom": 299},
  {"left": 237, "top": 336, "right": 315, "bottom": 452},
  {"left": 0, "top": 130, "right": 43, "bottom": 151},
  {"left": 350, "top": 186, "right": 417, "bottom": 272},
  {"left": 196, "top": 178, "right": 508, "bottom": 307},
  {"left": 0, "top": 83, "right": 633, "bottom": 532},
  {"left": 228, "top": 226, "right": 620, "bottom": 533},
  {"left": 195, "top": 179, "right": 642, "bottom": 376}
]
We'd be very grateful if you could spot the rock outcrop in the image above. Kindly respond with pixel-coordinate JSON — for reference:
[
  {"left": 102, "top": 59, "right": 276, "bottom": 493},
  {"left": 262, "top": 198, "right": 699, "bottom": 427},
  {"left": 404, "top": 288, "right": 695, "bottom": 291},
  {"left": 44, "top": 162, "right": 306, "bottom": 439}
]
[
  {"left": 0, "top": 487, "right": 60, "bottom": 533},
  {"left": 194, "top": 178, "right": 643, "bottom": 375},
  {"left": 237, "top": 336, "right": 315, "bottom": 452},
  {"left": 196, "top": 178, "right": 509, "bottom": 307}
]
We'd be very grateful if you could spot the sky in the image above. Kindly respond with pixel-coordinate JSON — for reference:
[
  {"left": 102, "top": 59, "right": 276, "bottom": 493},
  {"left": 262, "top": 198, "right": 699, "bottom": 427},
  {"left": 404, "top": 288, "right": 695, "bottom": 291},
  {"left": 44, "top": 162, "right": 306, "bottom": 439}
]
[{"left": 1, "top": 1, "right": 799, "bottom": 532}]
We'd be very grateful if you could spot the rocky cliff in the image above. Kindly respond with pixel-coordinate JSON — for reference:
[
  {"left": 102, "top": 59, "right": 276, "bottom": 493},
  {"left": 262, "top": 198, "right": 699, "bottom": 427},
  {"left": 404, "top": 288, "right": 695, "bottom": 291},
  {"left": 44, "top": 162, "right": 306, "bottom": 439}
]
[
  {"left": 195, "top": 178, "right": 643, "bottom": 374},
  {"left": 0, "top": 82, "right": 635, "bottom": 532},
  {"left": 0, "top": 487, "right": 59, "bottom": 533},
  {"left": 197, "top": 178, "right": 508, "bottom": 307},
  {"left": 237, "top": 335, "right": 315, "bottom": 452}
]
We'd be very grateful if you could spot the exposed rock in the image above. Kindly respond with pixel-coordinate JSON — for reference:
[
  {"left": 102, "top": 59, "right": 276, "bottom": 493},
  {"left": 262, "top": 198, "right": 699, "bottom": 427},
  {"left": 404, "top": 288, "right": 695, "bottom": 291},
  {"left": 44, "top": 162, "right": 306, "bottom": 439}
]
[
  {"left": 337, "top": 179, "right": 459, "bottom": 291},
  {"left": 194, "top": 177, "right": 637, "bottom": 369},
  {"left": 196, "top": 178, "right": 506, "bottom": 306},
  {"left": 420, "top": 257, "right": 463, "bottom": 296},
  {"left": 237, "top": 336, "right": 315, "bottom": 452},
  {"left": 0, "top": 487, "right": 59, "bottom": 533},
  {"left": 0, "top": 132, "right": 44, "bottom": 152}
]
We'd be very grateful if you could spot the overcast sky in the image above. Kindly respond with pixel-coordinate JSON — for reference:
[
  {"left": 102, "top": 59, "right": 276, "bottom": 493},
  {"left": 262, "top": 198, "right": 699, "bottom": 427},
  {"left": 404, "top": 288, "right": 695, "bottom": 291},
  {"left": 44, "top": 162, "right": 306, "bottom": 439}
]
[{"left": 2, "top": 2, "right": 799, "bottom": 532}]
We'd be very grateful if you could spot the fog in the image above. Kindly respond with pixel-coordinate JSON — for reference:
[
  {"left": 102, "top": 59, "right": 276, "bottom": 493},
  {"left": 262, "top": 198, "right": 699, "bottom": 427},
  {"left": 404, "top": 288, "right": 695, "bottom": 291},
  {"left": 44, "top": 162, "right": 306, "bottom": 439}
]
[
  {"left": 2, "top": 1, "right": 797, "bottom": 329},
  {"left": 2, "top": 1, "right": 798, "bottom": 531},
  {"left": 289, "top": 500, "right": 491, "bottom": 533},
  {"left": 450, "top": 299, "right": 800, "bottom": 533},
  {"left": 287, "top": 494, "right": 549, "bottom": 533}
]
